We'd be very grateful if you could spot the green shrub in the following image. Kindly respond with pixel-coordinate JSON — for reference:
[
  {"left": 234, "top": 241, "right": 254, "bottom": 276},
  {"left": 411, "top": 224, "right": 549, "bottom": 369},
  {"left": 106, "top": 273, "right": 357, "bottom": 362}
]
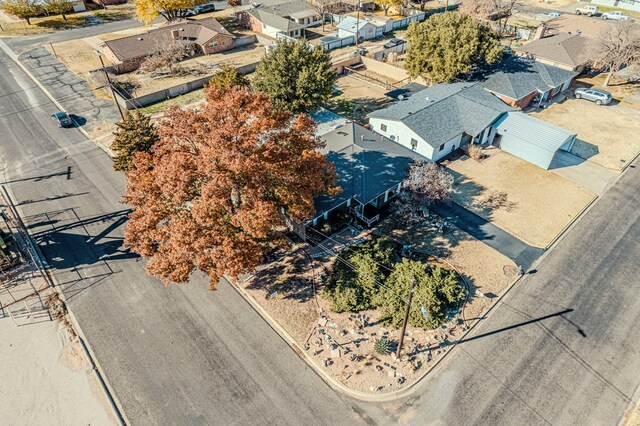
[
  {"left": 374, "top": 337, "right": 394, "bottom": 355},
  {"left": 378, "top": 259, "right": 465, "bottom": 329},
  {"left": 322, "top": 237, "right": 400, "bottom": 312}
]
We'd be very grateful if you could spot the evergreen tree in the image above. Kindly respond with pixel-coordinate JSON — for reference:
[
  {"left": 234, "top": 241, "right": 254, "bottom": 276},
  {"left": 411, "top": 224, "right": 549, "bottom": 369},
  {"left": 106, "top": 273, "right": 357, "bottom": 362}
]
[
  {"left": 207, "top": 65, "right": 249, "bottom": 92},
  {"left": 253, "top": 39, "right": 336, "bottom": 114},
  {"left": 405, "top": 12, "right": 503, "bottom": 84},
  {"left": 111, "top": 111, "right": 158, "bottom": 172},
  {"left": 378, "top": 259, "right": 465, "bottom": 329}
]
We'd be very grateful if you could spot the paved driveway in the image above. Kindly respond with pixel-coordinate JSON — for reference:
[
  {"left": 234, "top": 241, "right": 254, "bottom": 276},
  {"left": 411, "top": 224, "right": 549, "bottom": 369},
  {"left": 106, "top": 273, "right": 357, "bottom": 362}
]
[{"left": 550, "top": 151, "right": 619, "bottom": 195}]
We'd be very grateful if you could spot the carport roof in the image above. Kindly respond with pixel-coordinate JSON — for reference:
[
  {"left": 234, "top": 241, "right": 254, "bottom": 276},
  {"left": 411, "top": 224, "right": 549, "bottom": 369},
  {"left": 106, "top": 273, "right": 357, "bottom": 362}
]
[{"left": 493, "top": 112, "right": 576, "bottom": 152}]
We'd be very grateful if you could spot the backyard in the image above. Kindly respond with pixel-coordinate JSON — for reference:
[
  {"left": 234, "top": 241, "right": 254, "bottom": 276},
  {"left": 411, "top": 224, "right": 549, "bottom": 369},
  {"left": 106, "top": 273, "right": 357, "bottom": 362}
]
[
  {"left": 444, "top": 148, "right": 596, "bottom": 248},
  {"left": 327, "top": 74, "right": 391, "bottom": 123}
]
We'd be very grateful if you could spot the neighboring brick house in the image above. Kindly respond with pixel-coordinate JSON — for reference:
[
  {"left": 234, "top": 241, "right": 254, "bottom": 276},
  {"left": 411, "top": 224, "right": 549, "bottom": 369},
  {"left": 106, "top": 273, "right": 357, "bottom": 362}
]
[
  {"left": 102, "top": 18, "right": 235, "bottom": 73},
  {"left": 514, "top": 31, "right": 597, "bottom": 73},
  {"left": 481, "top": 56, "right": 577, "bottom": 109},
  {"left": 237, "top": 0, "right": 321, "bottom": 39}
]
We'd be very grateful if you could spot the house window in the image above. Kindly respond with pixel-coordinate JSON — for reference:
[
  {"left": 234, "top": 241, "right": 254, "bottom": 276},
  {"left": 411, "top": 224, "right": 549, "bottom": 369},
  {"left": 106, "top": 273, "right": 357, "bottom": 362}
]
[
  {"left": 439, "top": 144, "right": 445, "bottom": 151},
  {"left": 410, "top": 138, "right": 418, "bottom": 150},
  {"left": 209, "top": 42, "right": 218, "bottom": 48},
  {"left": 380, "top": 123, "right": 387, "bottom": 132}
]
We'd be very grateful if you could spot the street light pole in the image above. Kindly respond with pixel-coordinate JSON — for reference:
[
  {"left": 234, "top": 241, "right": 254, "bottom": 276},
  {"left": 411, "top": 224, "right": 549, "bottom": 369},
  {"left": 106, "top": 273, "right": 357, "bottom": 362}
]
[
  {"left": 96, "top": 52, "right": 125, "bottom": 120},
  {"left": 396, "top": 279, "right": 416, "bottom": 359}
]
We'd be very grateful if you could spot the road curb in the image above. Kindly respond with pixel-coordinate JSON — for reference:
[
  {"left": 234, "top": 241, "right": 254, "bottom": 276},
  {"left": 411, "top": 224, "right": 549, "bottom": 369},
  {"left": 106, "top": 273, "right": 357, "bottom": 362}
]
[
  {"left": 2, "top": 182, "right": 129, "bottom": 425},
  {"left": 0, "top": 40, "right": 115, "bottom": 158},
  {"left": 227, "top": 270, "right": 523, "bottom": 402}
]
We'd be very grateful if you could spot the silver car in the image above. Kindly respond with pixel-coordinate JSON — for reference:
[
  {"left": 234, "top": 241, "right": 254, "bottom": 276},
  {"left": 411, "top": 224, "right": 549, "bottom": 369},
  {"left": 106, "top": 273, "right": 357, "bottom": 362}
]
[{"left": 574, "top": 88, "right": 612, "bottom": 105}]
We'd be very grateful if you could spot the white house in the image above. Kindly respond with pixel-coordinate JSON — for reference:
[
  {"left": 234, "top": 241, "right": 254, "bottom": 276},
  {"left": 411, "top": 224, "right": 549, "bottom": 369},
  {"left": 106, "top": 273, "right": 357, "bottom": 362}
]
[
  {"left": 337, "top": 16, "right": 384, "bottom": 41},
  {"left": 368, "top": 83, "right": 512, "bottom": 162}
]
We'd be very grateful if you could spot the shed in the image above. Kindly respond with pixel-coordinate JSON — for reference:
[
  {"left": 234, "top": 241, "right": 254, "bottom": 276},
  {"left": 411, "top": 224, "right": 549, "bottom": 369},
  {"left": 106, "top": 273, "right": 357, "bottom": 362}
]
[{"left": 492, "top": 112, "right": 576, "bottom": 169}]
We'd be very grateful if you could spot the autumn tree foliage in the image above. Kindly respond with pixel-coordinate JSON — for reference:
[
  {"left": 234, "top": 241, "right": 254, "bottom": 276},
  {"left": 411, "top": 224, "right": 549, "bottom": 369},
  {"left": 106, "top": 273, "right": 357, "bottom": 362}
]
[
  {"left": 375, "top": 0, "right": 403, "bottom": 16},
  {"left": 394, "top": 161, "right": 453, "bottom": 219},
  {"left": 207, "top": 65, "right": 249, "bottom": 92},
  {"left": 1, "top": 0, "right": 41, "bottom": 24},
  {"left": 111, "top": 111, "right": 158, "bottom": 172},
  {"left": 253, "top": 39, "right": 336, "bottom": 114},
  {"left": 123, "top": 86, "right": 339, "bottom": 288},
  {"left": 134, "top": 0, "right": 202, "bottom": 24},
  {"left": 43, "top": 0, "right": 73, "bottom": 20}
]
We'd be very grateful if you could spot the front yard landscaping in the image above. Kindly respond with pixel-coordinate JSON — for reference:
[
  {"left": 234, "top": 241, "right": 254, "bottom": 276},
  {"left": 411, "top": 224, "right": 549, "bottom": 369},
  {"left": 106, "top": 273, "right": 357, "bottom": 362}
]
[
  {"left": 531, "top": 96, "right": 640, "bottom": 171},
  {"left": 239, "top": 210, "right": 519, "bottom": 394},
  {"left": 444, "top": 148, "right": 596, "bottom": 248}
]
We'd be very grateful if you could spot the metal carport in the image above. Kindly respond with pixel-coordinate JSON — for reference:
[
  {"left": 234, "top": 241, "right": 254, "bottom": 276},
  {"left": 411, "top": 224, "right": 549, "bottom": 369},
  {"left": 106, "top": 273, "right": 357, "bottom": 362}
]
[{"left": 492, "top": 112, "right": 577, "bottom": 170}]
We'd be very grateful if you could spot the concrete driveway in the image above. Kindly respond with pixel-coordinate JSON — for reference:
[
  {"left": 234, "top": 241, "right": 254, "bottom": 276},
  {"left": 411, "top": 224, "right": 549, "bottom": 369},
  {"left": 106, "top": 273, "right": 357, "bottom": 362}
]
[{"left": 550, "top": 150, "right": 619, "bottom": 195}]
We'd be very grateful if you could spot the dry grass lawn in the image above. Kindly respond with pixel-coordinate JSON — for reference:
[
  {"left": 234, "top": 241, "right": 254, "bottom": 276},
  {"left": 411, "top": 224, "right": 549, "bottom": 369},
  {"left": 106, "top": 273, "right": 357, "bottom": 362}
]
[
  {"left": 445, "top": 150, "right": 596, "bottom": 248},
  {"left": 47, "top": 39, "right": 109, "bottom": 74},
  {"left": 373, "top": 215, "right": 518, "bottom": 322},
  {"left": 327, "top": 75, "right": 391, "bottom": 123},
  {"left": 531, "top": 98, "right": 640, "bottom": 170}
]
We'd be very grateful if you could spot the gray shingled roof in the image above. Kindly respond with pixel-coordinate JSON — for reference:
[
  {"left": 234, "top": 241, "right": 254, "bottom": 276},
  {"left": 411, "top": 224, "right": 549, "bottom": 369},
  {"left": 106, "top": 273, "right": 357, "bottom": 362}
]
[
  {"left": 248, "top": 9, "right": 303, "bottom": 32},
  {"left": 103, "top": 18, "right": 233, "bottom": 62},
  {"left": 246, "top": 0, "right": 315, "bottom": 32},
  {"left": 369, "top": 83, "right": 513, "bottom": 148},
  {"left": 514, "top": 33, "right": 597, "bottom": 69},
  {"left": 313, "top": 122, "right": 423, "bottom": 216},
  {"left": 482, "top": 56, "right": 577, "bottom": 100}
]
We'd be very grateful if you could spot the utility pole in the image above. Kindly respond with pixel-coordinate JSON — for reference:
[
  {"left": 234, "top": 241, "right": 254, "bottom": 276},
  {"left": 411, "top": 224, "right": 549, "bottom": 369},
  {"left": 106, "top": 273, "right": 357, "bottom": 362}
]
[
  {"left": 396, "top": 278, "right": 416, "bottom": 359},
  {"left": 355, "top": 2, "right": 361, "bottom": 49},
  {"left": 96, "top": 52, "right": 125, "bottom": 120}
]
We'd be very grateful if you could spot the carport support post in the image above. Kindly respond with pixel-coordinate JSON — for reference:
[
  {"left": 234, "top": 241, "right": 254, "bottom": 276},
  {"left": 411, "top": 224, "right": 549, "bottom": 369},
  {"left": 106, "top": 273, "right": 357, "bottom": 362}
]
[
  {"left": 96, "top": 52, "right": 125, "bottom": 120},
  {"left": 396, "top": 279, "right": 416, "bottom": 359}
]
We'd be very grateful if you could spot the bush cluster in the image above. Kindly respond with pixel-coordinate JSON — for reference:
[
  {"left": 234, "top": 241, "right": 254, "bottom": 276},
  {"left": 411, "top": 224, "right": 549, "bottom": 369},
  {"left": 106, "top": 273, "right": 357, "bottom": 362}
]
[{"left": 322, "top": 238, "right": 465, "bottom": 329}]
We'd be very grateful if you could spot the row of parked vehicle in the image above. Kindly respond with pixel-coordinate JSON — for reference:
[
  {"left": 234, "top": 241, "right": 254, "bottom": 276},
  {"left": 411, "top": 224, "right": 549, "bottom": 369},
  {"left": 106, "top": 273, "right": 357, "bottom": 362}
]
[
  {"left": 575, "top": 5, "right": 630, "bottom": 20},
  {"left": 182, "top": 2, "right": 218, "bottom": 16}
]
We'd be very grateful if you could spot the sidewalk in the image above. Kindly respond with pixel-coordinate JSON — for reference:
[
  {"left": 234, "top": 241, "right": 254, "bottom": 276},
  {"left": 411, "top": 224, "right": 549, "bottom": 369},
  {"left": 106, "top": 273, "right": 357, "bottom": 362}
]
[
  {"left": 430, "top": 201, "right": 543, "bottom": 269},
  {"left": 19, "top": 47, "right": 121, "bottom": 137}
]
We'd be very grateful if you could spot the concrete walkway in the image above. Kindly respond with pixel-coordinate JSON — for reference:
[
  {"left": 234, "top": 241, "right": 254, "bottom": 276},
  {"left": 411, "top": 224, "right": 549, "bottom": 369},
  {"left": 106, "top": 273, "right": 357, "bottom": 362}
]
[
  {"left": 550, "top": 151, "right": 619, "bottom": 195},
  {"left": 431, "top": 201, "right": 543, "bottom": 269},
  {"left": 18, "top": 47, "right": 121, "bottom": 135}
]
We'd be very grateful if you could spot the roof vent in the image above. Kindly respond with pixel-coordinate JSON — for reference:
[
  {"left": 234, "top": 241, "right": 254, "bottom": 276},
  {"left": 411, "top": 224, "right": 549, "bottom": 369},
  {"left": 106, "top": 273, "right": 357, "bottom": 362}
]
[
  {"left": 425, "top": 97, "right": 430, "bottom": 101},
  {"left": 137, "top": 37, "right": 143, "bottom": 41},
  {"left": 398, "top": 94, "right": 405, "bottom": 100}
]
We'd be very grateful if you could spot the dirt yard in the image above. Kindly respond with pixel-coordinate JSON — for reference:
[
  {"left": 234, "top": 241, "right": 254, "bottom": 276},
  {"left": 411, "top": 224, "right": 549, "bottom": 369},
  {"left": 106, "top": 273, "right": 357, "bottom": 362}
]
[
  {"left": 1, "top": 261, "right": 114, "bottom": 425},
  {"left": 531, "top": 98, "right": 640, "bottom": 170},
  {"left": 238, "top": 212, "right": 518, "bottom": 394},
  {"left": 444, "top": 149, "right": 596, "bottom": 248},
  {"left": 327, "top": 74, "right": 391, "bottom": 123}
]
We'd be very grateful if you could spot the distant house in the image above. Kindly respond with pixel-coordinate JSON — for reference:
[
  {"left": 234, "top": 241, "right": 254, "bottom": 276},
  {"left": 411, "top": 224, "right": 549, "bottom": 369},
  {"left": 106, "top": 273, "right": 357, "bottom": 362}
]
[
  {"left": 514, "top": 32, "right": 598, "bottom": 73},
  {"left": 369, "top": 83, "right": 513, "bottom": 162},
  {"left": 102, "top": 18, "right": 235, "bottom": 73},
  {"left": 238, "top": 0, "right": 321, "bottom": 39},
  {"left": 336, "top": 16, "right": 384, "bottom": 41},
  {"left": 481, "top": 56, "right": 577, "bottom": 108},
  {"left": 299, "top": 122, "right": 423, "bottom": 236}
]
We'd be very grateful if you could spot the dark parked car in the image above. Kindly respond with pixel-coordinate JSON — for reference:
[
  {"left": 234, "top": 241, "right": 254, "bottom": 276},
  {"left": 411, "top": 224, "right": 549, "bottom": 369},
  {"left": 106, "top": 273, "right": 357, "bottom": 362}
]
[
  {"left": 383, "top": 38, "right": 404, "bottom": 49},
  {"left": 51, "top": 111, "right": 73, "bottom": 128},
  {"left": 187, "top": 2, "right": 216, "bottom": 15}
]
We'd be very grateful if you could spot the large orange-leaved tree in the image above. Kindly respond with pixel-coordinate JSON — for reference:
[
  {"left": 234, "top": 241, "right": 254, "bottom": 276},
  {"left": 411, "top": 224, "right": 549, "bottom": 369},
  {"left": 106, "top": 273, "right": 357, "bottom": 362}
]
[{"left": 123, "top": 86, "right": 339, "bottom": 289}]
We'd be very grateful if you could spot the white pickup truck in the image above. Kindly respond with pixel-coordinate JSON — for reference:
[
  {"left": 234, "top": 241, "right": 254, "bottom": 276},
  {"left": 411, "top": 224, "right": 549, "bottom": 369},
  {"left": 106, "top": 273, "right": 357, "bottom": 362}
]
[
  {"left": 602, "top": 11, "right": 629, "bottom": 20},
  {"left": 575, "top": 5, "right": 598, "bottom": 16}
]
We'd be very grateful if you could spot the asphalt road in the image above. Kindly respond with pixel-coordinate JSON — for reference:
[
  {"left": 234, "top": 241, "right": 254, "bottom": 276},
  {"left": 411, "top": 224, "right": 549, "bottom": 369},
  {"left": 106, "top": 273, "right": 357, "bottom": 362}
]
[{"left": 1, "top": 37, "right": 639, "bottom": 425}]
